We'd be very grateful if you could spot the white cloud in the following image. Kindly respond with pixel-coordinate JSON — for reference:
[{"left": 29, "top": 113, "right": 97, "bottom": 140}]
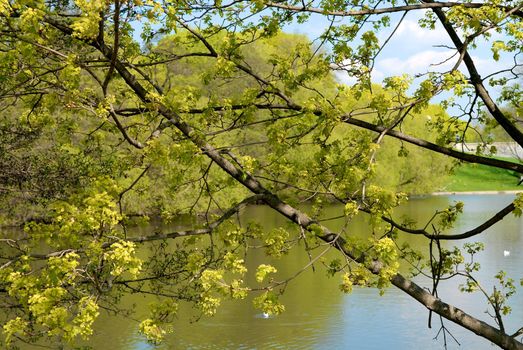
[
  {"left": 333, "top": 70, "right": 358, "bottom": 85},
  {"left": 376, "top": 50, "right": 458, "bottom": 77},
  {"left": 332, "top": 65, "right": 384, "bottom": 85},
  {"left": 290, "top": 11, "right": 515, "bottom": 86},
  {"left": 376, "top": 50, "right": 512, "bottom": 81},
  {"left": 375, "top": 14, "right": 513, "bottom": 80},
  {"left": 371, "top": 68, "right": 385, "bottom": 81},
  {"left": 394, "top": 19, "right": 448, "bottom": 43},
  {"left": 376, "top": 16, "right": 453, "bottom": 56}
]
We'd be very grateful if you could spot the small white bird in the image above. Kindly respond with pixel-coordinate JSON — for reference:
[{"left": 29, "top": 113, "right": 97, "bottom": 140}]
[
  {"left": 503, "top": 250, "right": 510, "bottom": 257},
  {"left": 262, "top": 312, "right": 270, "bottom": 319}
]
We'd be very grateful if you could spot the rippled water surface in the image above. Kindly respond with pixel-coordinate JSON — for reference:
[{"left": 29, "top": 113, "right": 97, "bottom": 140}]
[{"left": 22, "top": 195, "right": 523, "bottom": 349}]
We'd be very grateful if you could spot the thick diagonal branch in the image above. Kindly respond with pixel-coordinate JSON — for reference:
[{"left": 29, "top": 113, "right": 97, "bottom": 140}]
[
  {"left": 44, "top": 16, "right": 523, "bottom": 349},
  {"left": 344, "top": 117, "right": 523, "bottom": 173},
  {"left": 428, "top": 2, "right": 523, "bottom": 147}
]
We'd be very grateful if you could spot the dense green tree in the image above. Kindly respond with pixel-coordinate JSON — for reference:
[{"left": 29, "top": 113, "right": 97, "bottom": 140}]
[{"left": 0, "top": 0, "right": 522, "bottom": 349}]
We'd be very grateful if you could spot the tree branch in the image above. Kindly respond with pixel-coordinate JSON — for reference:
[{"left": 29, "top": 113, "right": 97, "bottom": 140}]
[
  {"left": 265, "top": 1, "right": 523, "bottom": 18},
  {"left": 369, "top": 202, "right": 516, "bottom": 240},
  {"left": 42, "top": 15, "right": 523, "bottom": 349},
  {"left": 122, "top": 194, "right": 263, "bottom": 244},
  {"left": 108, "top": 105, "right": 145, "bottom": 149},
  {"left": 344, "top": 117, "right": 523, "bottom": 174},
  {"left": 428, "top": 2, "right": 523, "bottom": 147}
]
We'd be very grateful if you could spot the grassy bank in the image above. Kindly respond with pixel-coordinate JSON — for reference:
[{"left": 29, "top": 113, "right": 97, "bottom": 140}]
[{"left": 442, "top": 160, "right": 522, "bottom": 192}]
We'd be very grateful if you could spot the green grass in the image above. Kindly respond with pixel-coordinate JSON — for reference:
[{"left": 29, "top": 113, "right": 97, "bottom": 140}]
[{"left": 442, "top": 161, "right": 522, "bottom": 192}]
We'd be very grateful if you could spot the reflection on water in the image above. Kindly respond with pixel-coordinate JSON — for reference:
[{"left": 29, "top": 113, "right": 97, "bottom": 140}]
[{"left": 20, "top": 195, "right": 523, "bottom": 349}]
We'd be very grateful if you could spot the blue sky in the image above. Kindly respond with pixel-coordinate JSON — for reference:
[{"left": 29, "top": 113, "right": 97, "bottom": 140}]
[
  {"left": 131, "top": 6, "right": 516, "bottom": 87},
  {"left": 284, "top": 10, "right": 516, "bottom": 87},
  {"left": 281, "top": 9, "right": 521, "bottom": 121},
  {"left": 130, "top": 6, "right": 519, "bottom": 116}
]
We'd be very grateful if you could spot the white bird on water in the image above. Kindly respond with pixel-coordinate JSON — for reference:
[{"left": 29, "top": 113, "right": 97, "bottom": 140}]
[
  {"left": 504, "top": 250, "right": 510, "bottom": 257},
  {"left": 262, "top": 312, "right": 270, "bottom": 319}
]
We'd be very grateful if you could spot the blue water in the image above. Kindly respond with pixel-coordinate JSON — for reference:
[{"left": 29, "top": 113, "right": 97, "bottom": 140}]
[{"left": 78, "top": 194, "right": 523, "bottom": 349}]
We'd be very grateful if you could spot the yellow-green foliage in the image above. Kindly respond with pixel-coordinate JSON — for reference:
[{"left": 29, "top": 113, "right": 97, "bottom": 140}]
[
  {"left": 0, "top": 1, "right": 520, "bottom": 347},
  {"left": 253, "top": 291, "right": 285, "bottom": 316}
]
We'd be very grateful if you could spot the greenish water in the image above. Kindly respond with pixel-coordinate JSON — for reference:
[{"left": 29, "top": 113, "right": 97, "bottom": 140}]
[{"left": 22, "top": 195, "right": 523, "bottom": 349}]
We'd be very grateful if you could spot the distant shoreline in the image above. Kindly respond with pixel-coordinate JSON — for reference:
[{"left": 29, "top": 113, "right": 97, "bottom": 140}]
[{"left": 430, "top": 190, "right": 523, "bottom": 196}]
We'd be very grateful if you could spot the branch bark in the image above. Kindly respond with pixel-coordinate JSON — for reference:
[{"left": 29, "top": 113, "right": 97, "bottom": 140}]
[
  {"left": 344, "top": 117, "right": 523, "bottom": 174},
  {"left": 266, "top": 1, "right": 523, "bottom": 18},
  {"left": 43, "top": 15, "right": 523, "bottom": 350},
  {"left": 368, "top": 202, "right": 516, "bottom": 240},
  {"left": 428, "top": 2, "right": 523, "bottom": 148}
]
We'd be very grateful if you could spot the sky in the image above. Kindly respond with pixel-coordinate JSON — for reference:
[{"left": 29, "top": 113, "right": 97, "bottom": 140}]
[
  {"left": 130, "top": 5, "right": 520, "bottom": 117},
  {"left": 284, "top": 10, "right": 517, "bottom": 86},
  {"left": 281, "top": 9, "right": 522, "bottom": 120},
  {"left": 131, "top": 5, "right": 518, "bottom": 86}
]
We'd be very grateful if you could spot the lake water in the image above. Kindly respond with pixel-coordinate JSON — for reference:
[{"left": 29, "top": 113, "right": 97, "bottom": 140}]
[{"left": 21, "top": 194, "right": 523, "bottom": 349}]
